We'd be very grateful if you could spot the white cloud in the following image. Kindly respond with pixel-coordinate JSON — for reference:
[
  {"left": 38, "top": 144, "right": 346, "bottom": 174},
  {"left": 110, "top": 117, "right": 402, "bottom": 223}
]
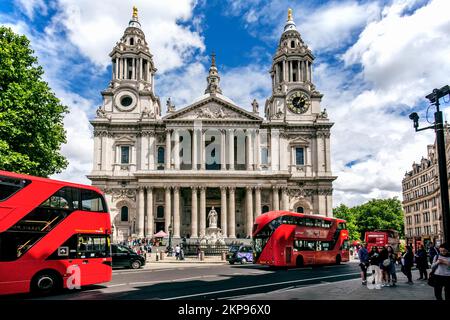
[
  {"left": 15, "top": 0, "right": 48, "bottom": 20},
  {"left": 54, "top": 0, "right": 205, "bottom": 73}
]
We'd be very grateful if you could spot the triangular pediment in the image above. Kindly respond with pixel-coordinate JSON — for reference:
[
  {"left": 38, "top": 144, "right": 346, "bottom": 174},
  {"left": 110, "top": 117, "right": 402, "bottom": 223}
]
[
  {"left": 163, "top": 94, "right": 262, "bottom": 121},
  {"left": 289, "top": 136, "right": 310, "bottom": 146}
]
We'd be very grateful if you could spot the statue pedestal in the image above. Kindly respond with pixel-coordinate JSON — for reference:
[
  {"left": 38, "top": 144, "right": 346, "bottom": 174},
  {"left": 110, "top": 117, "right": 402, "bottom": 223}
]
[{"left": 200, "top": 227, "right": 226, "bottom": 246}]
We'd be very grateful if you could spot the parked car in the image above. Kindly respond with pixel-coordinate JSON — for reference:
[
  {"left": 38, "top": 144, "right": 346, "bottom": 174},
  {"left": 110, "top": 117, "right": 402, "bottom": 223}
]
[
  {"left": 227, "top": 245, "right": 254, "bottom": 264},
  {"left": 111, "top": 244, "right": 146, "bottom": 269}
]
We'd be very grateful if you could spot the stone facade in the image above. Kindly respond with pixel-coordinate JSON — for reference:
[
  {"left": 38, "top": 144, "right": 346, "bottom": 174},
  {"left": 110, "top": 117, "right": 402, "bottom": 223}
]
[
  {"left": 88, "top": 9, "right": 336, "bottom": 242},
  {"left": 402, "top": 129, "right": 450, "bottom": 249}
]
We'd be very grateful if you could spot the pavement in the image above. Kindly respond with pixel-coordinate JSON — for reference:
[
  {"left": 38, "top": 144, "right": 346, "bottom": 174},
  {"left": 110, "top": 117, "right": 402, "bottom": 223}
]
[
  {"left": 235, "top": 265, "right": 435, "bottom": 300},
  {"left": 143, "top": 254, "right": 227, "bottom": 268}
]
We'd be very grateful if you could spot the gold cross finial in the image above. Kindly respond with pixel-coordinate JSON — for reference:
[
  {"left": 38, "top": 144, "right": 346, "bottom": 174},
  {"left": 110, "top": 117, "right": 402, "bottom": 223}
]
[
  {"left": 133, "top": 6, "right": 138, "bottom": 19},
  {"left": 288, "top": 8, "right": 293, "bottom": 21}
]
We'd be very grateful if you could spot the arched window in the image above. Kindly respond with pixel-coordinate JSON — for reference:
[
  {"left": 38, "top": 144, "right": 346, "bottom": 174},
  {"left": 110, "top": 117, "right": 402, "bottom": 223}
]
[
  {"left": 157, "top": 205, "right": 164, "bottom": 218},
  {"left": 296, "top": 206, "right": 304, "bottom": 213},
  {"left": 262, "top": 205, "right": 270, "bottom": 214},
  {"left": 290, "top": 40, "right": 295, "bottom": 48},
  {"left": 121, "top": 206, "right": 129, "bottom": 221},
  {"left": 157, "top": 147, "right": 165, "bottom": 164},
  {"left": 130, "top": 38, "right": 134, "bottom": 45}
]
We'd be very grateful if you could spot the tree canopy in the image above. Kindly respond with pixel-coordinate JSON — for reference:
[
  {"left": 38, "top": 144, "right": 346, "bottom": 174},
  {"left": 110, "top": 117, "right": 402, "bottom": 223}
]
[
  {"left": 333, "top": 198, "right": 405, "bottom": 241},
  {"left": 0, "top": 26, "right": 68, "bottom": 177}
]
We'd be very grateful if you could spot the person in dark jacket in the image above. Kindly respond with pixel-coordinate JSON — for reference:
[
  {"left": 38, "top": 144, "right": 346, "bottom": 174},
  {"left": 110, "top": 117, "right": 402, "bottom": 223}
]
[
  {"left": 429, "top": 243, "right": 439, "bottom": 265},
  {"left": 402, "top": 245, "right": 414, "bottom": 284},
  {"left": 387, "top": 246, "right": 397, "bottom": 286},
  {"left": 358, "top": 243, "right": 370, "bottom": 285},
  {"left": 368, "top": 246, "right": 381, "bottom": 287},
  {"left": 415, "top": 244, "right": 428, "bottom": 280}
]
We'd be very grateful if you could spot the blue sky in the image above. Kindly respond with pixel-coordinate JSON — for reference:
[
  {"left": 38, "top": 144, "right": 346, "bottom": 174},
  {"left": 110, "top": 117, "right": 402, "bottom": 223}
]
[{"left": 1, "top": 0, "right": 450, "bottom": 207}]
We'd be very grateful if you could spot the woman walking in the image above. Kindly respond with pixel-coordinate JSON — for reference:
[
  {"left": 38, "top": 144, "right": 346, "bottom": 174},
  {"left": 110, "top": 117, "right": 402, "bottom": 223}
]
[
  {"left": 379, "top": 246, "right": 389, "bottom": 286},
  {"left": 402, "top": 245, "right": 414, "bottom": 284},
  {"left": 430, "top": 243, "right": 450, "bottom": 300},
  {"left": 387, "top": 246, "right": 397, "bottom": 286},
  {"left": 415, "top": 244, "right": 428, "bottom": 280}
]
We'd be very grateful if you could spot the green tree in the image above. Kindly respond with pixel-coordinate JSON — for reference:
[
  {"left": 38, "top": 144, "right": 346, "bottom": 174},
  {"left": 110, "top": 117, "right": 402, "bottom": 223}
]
[
  {"left": 333, "top": 203, "right": 360, "bottom": 241},
  {"left": 353, "top": 198, "right": 404, "bottom": 239},
  {"left": 0, "top": 26, "right": 68, "bottom": 176}
]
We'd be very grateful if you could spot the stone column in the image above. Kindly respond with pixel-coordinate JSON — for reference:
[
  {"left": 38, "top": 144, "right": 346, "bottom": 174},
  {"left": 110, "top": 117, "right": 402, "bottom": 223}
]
[
  {"left": 165, "top": 129, "right": 171, "bottom": 170},
  {"left": 228, "top": 129, "right": 234, "bottom": 170},
  {"left": 272, "top": 186, "right": 280, "bottom": 211},
  {"left": 200, "top": 130, "right": 206, "bottom": 170},
  {"left": 199, "top": 186, "right": 206, "bottom": 237},
  {"left": 146, "top": 187, "right": 154, "bottom": 237},
  {"left": 317, "top": 133, "right": 325, "bottom": 174},
  {"left": 173, "top": 129, "right": 180, "bottom": 170},
  {"left": 192, "top": 129, "right": 198, "bottom": 170},
  {"left": 255, "top": 130, "right": 260, "bottom": 170},
  {"left": 246, "top": 130, "right": 252, "bottom": 171},
  {"left": 325, "top": 133, "right": 331, "bottom": 173},
  {"left": 115, "top": 58, "right": 119, "bottom": 80},
  {"left": 220, "top": 186, "right": 228, "bottom": 237},
  {"left": 270, "top": 129, "right": 280, "bottom": 171},
  {"left": 139, "top": 57, "right": 142, "bottom": 80},
  {"left": 228, "top": 187, "right": 236, "bottom": 238},
  {"left": 191, "top": 186, "right": 198, "bottom": 238},
  {"left": 149, "top": 132, "right": 155, "bottom": 170},
  {"left": 173, "top": 186, "right": 180, "bottom": 238},
  {"left": 289, "top": 61, "right": 293, "bottom": 82},
  {"left": 132, "top": 58, "right": 135, "bottom": 80},
  {"left": 246, "top": 186, "right": 254, "bottom": 237},
  {"left": 220, "top": 129, "right": 226, "bottom": 170},
  {"left": 297, "top": 60, "right": 301, "bottom": 82},
  {"left": 255, "top": 186, "right": 262, "bottom": 218},
  {"left": 137, "top": 187, "right": 145, "bottom": 237},
  {"left": 93, "top": 133, "right": 101, "bottom": 171},
  {"left": 140, "top": 133, "right": 148, "bottom": 171},
  {"left": 281, "top": 187, "right": 289, "bottom": 211},
  {"left": 164, "top": 187, "right": 171, "bottom": 233}
]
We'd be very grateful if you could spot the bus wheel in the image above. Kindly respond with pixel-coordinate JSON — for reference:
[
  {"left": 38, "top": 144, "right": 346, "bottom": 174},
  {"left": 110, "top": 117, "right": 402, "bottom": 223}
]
[
  {"left": 241, "top": 258, "right": 247, "bottom": 264},
  {"left": 131, "top": 260, "right": 141, "bottom": 269},
  {"left": 296, "top": 256, "right": 304, "bottom": 267},
  {"left": 336, "top": 255, "right": 341, "bottom": 265},
  {"left": 229, "top": 261, "right": 235, "bottom": 265},
  {"left": 31, "top": 271, "right": 61, "bottom": 295}
]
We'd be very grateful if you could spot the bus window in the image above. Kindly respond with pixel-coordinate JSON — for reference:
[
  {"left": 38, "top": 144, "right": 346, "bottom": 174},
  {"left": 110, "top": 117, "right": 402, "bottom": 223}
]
[
  {"left": 0, "top": 176, "right": 31, "bottom": 201},
  {"left": 77, "top": 235, "right": 110, "bottom": 258},
  {"left": 305, "top": 218, "right": 314, "bottom": 227},
  {"left": 314, "top": 219, "right": 322, "bottom": 227},
  {"left": 322, "top": 220, "right": 332, "bottom": 228},
  {"left": 337, "top": 222, "right": 347, "bottom": 230},
  {"left": 294, "top": 240, "right": 316, "bottom": 251},
  {"left": 318, "top": 241, "right": 333, "bottom": 251},
  {"left": 81, "top": 190, "right": 106, "bottom": 212}
]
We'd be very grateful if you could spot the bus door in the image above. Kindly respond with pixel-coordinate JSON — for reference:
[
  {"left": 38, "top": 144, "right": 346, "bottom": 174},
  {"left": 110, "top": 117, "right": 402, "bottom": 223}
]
[{"left": 285, "top": 247, "right": 293, "bottom": 265}]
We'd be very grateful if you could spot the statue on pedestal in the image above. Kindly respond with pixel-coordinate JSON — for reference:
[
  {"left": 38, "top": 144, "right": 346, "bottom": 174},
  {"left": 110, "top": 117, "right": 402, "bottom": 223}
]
[{"left": 208, "top": 206, "right": 218, "bottom": 228}]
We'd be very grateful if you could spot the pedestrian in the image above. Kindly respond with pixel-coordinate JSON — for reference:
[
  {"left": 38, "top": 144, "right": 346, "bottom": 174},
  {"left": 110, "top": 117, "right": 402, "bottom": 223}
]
[
  {"left": 368, "top": 246, "right": 382, "bottom": 288},
  {"left": 358, "top": 243, "right": 369, "bottom": 285},
  {"left": 379, "top": 246, "right": 390, "bottom": 286},
  {"left": 386, "top": 246, "right": 397, "bottom": 286},
  {"left": 402, "top": 245, "right": 414, "bottom": 284},
  {"left": 415, "top": 244, "right": 428, "bottom": 280},
  {"left": 175, "top": 244, "right": 181, "bottom": 260},
  {"left": 428, "top": 242, "right": 439, "bottom": 265},
  {"left": 429, "top": 242, "right": 450, "bottom": 300}
]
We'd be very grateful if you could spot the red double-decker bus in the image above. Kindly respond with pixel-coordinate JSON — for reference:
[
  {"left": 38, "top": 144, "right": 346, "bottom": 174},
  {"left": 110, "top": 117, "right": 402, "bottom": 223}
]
[
  {"left": 0, "top": 170, "right": 112, "bottom": 295},
  {"left": 253, "top": 211, "right": 350, "bottom": 267}
]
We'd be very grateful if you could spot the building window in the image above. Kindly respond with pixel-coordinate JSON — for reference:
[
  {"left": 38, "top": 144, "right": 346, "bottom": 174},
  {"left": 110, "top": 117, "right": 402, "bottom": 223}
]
[
  {"left": 129, "top": 37, "right": 134, "bottom": 45},
  {"left": 296, "top": 206, "right": 304, "bottom": 213},
  {"left": 121, "top": 146, "right": 130, "bottom": 164},
  {"left": 157, "top": 205, "right": 164, "bottom": 218},
  {"left": 295, "top": 147, "right": 304, "bottom": 165},
  {"left": 157, "top": 147, "right": 165, "bottom": 164},
  {"left": 290, "top": 40, "right": 295, "bottom": 48},
  {"left": 261, "top": 147, "right": 269, "bottom": 165},
  {"left": 262, "top": 205, "right": 270, "bottom": 214},
  {"left": 121, "top": 206, "right": 129, "bottom": 222}
]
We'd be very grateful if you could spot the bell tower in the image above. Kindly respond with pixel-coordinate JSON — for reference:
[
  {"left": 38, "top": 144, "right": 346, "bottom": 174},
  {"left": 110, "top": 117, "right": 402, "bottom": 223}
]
[
  {"left": 265, "top": 9, "right": 325, "bottom": 123},
  {"left": 97, "top": 6, "right": 161, "bottom": 119}
]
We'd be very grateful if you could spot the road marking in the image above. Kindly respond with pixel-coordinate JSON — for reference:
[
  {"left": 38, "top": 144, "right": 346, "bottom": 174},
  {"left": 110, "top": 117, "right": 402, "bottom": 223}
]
[
  {"left": 164, "top": 272, "right": 360, "bottom": 300},
  {"left": 113, "top": 274, "right": 220, "bottom": 287}
]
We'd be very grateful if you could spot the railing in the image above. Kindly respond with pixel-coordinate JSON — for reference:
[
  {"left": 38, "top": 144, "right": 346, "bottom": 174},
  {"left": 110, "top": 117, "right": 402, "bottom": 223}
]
[{"left": 181, "top": 241, "right": 246, "bottom": 256}]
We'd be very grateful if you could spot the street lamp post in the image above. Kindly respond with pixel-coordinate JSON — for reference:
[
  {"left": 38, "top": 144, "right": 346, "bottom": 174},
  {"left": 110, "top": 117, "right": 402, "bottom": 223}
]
[
  {"left": 168, "top": 224, "right": 173, "bottom": 254},
  {"left": 409, "top": 85, "right": 450, "bottom": 244}
]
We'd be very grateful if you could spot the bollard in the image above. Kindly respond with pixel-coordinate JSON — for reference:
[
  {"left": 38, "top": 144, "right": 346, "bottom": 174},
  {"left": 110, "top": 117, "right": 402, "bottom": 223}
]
[
  {"left": 159, "top": 251, "right": 164, "bottom": 261},
  {"left": 156, "top": 251, "right": 159, "bottom": 261},
  {"left": 221, "top": 251, "right": 226, "bottom": 261},
  {"left": 200, "top": 250, "right": 205, "bottom": 261}
]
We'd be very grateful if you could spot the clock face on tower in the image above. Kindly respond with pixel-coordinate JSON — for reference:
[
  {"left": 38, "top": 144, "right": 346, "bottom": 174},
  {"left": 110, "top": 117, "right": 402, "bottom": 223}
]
[{"left": 287, "top": 91, "right": 310, "bottom": 114}]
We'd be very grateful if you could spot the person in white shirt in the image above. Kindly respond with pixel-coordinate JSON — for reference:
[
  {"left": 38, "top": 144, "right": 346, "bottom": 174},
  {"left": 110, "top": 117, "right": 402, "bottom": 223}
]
[{"left": 430, "top": 242, "right": 450, "bottom": 300}]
